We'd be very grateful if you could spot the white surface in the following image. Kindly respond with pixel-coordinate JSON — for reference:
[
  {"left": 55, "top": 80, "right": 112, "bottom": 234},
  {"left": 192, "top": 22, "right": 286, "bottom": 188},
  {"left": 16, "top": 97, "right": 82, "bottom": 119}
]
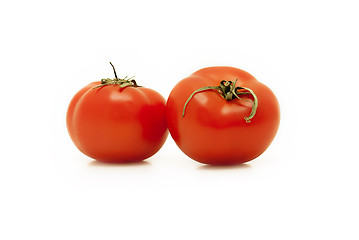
[{"left": 1, "top": 0, "right": 358, "bottom": 239}]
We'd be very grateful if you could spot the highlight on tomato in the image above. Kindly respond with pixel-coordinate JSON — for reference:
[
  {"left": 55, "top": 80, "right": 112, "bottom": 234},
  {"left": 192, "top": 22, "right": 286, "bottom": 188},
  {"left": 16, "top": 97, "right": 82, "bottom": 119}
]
[
  {"left": 67, "top": 63, "right": 168, "bottom": 163},
  {"left": 166, "top": 66, "right": 280, "bottom": 165}
]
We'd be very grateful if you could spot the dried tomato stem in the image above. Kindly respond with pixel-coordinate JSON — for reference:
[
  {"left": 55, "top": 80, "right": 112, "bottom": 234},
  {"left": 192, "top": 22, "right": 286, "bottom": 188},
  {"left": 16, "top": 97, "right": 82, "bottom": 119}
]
[
  {"left": 109, "top": 62, "right": 118, "bottom": 80},
  {"left": 93, "top": 63, "right": 141, "bottom": 89},
  {"left": 182, "top": 79, "right": 258, "bottom": 123}
]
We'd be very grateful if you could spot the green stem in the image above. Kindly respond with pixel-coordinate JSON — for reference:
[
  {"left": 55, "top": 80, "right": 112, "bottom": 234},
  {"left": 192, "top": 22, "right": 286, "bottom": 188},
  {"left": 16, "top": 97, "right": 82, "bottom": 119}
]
[{"left": 182, "top": 79, "right": 258, "bottom": 123}]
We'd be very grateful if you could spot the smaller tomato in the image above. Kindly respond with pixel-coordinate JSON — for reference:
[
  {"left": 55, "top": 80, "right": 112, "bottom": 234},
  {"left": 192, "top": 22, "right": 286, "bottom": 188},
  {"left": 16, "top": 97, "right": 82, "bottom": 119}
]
[{"left": 67, "top": 63, "right": 168, "bottom": 163}]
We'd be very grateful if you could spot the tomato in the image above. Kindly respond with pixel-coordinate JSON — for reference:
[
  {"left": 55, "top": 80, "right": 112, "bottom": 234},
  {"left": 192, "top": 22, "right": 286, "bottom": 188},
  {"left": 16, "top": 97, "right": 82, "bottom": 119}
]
[
  {"left": 67, "top": 63, "right": 168, "bottom": 163},
  {"left": 166, "top": 66, "right": 280, "bottom": 165}
]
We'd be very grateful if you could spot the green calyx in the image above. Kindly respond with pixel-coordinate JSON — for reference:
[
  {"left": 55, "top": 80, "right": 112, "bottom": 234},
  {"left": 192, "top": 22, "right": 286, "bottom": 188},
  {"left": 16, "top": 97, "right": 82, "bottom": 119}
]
[
  {"left": 93, "top": 62, "right": 141, "bottom": 89},
  {"left": 182, "top": 79, "right": 258, "bottom": 123}
]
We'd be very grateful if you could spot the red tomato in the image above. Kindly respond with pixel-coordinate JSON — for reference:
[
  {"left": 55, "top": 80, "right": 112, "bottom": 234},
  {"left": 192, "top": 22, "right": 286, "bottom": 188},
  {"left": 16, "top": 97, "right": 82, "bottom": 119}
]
[
  {"left": 166, "top": 66, "right": 280, "bottom": 165},
  {"left": 67, "top": 63, "right": 168, "bottom": 163}
]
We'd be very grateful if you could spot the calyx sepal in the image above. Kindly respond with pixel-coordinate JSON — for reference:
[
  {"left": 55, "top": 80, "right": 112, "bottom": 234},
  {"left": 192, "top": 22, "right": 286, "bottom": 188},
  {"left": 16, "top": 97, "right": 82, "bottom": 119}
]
[{"left": 93, "top": 62, "right": 141, "bottom": 89}]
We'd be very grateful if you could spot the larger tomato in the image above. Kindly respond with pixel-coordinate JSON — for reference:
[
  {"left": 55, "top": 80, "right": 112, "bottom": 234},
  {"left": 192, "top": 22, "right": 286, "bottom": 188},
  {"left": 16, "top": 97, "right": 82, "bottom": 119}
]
[
  {"left": 67, "top": 63, "right": 168, "bottom": 163},
  {"left": 166, "top": 66, "right": 280, "bottom": 165}
]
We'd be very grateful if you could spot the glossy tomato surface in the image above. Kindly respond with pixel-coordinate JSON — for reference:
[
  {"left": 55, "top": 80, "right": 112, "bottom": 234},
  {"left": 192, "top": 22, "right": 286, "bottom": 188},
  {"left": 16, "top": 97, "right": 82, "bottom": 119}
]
[
  {"left": 166, "top": 66, "right": 280, "bottom": 165},
  {"left": 67, "top": 83, "right": 168, "bottom": 163}
]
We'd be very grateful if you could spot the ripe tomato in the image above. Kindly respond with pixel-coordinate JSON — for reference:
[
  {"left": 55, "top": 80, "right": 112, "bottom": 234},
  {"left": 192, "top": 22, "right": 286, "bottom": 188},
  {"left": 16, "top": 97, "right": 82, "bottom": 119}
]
[
  {"left": 67, "top": 63, "right": 168, "bottom": 163},
  {"left": 166, "top": 66, "right": 280, "bottom": 165}
]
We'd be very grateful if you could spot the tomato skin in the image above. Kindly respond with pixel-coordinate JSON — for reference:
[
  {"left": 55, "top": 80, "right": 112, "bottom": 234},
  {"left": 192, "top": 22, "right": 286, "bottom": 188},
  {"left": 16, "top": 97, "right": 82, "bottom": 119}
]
[
  {"left": 67, "top": 83, "right": 168, "bottom": 163},
  {"left": 166, "top": 66, "right": 280, "bottom": 165},
  {"left": 66, "top": 82, "right": 99, "bottom": 146}
]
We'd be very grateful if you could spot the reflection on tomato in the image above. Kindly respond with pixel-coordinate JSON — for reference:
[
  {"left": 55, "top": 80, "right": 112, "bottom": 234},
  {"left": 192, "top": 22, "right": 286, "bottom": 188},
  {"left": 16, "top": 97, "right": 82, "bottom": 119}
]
[{"left": 166, "top": 66, "right": 280, "bottom": 165}]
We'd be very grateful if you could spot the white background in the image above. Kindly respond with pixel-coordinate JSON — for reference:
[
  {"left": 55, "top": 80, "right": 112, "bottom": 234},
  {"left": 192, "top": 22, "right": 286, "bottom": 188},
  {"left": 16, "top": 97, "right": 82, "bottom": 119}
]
[{"left": 1, "top": 0, "right": 358, "bottom": 239}]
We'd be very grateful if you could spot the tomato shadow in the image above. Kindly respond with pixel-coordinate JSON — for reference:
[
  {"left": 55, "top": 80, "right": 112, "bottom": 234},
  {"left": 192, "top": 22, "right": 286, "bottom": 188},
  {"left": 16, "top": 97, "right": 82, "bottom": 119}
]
[
  {"left": 88, "top": 160, "right": 151, "bottom": 167},
  {"left": 197, "top": 163, "right": 252, "bottom": 171}
]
